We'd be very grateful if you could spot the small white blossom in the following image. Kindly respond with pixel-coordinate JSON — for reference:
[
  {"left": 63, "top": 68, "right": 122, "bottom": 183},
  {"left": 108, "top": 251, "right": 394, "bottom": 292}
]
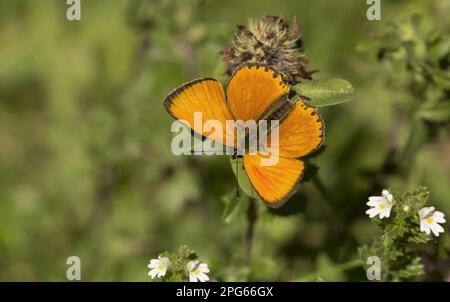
[
  {"left": 148, "top": 257, "right": 170, "bottom": 279},
  {"left": 366, "top": 189, "right": 394, "bottom": 219},
  {"left": 187, "top": 260, "right": 209, "bottom": 282},
  {"left": 419, "top": 207, "right": 446, "bottom": 237}
]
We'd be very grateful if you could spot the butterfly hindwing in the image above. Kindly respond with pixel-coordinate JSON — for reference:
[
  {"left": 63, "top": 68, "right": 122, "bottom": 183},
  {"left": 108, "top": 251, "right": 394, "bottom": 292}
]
[
  {"left": 243, "top": 154, "right": 305, "bottom": 207},
  {"left": 242, "top": 99, "right": 323, "bottom": 206},
  {"left": 164, "top": 78, "right": 235, "bottom": 146}
]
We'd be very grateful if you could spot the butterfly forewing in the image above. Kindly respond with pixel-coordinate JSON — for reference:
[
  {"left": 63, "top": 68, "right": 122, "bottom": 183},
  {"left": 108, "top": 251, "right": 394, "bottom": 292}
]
[
  {"left": 226, "top": 64, "right": 290, "bottom": 122},
  {"left": 164, "top": 78, "right": 235, "bottom": 146}
]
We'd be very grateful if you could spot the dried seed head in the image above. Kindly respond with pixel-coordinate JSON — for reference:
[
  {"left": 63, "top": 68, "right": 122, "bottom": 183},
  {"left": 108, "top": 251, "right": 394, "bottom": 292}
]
[{"left": 222, "top": 16, "right": 315, "bottom": 84}]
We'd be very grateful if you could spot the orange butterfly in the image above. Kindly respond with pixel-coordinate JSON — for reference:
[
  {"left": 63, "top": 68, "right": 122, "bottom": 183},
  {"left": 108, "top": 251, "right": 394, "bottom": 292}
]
[{"left": 164, "top": 64, "right": 324, "bottom": 207}]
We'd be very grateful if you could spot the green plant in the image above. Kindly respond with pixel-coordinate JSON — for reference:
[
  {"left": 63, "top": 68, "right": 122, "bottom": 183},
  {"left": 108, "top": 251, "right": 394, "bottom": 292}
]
[
  {"left": 149, "top": 245, "right": 210, "bottom": 282},
  {"left": 359, "top": 186, "right": 445, "bottom": 281}
]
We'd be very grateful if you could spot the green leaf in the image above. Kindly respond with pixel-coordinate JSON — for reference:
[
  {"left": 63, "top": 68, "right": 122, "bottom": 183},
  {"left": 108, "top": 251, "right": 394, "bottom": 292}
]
[
  {"left": 408, "top": 230, "right": 431, "bottom": 244},
  {"left": 230, "top": 157, "right": 258, "bottom": 199},
  {"left": 395, "top": 121, "right": 428, "bottom": 163},
  {"left": 419, "top": 104, "right": 450, "bottom": 122},
  {"left": 213, "top": 60, "right": 227, "bottom": 83},
  {"left": 428, "top": 34, "right": 450, "bottom": 60},
  {"left": 294, "top": 78, "right": 354, "bottom": 107},
  {"left": 432, "top": 69, "right": 450, "bottom": 90},
  {"left": 392, "top": 256, "right": 425, "bottom": 280},
  {"left": 221, "top": 189, "right": 249, "bottom": 223},
  {"left": 315, "top": 254, "right": 345, "bottom": 281}
]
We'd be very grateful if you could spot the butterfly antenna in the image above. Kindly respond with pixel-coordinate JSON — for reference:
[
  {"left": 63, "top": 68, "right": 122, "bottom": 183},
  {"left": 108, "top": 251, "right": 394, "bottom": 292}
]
[{"left": 236, "top": 157, "right": 240, "bottom": 199}]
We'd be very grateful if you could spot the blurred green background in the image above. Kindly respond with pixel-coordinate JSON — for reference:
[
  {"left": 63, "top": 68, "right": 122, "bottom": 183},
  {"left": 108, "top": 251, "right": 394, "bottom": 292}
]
[{"left": 0, "top": 0, "right": 449, "bottom": 281}]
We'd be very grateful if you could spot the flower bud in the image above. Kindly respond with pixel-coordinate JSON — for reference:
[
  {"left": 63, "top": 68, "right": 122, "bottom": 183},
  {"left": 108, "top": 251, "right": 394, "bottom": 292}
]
[{"left": 222, "top": 16, "right": 314, "bottom": 84}]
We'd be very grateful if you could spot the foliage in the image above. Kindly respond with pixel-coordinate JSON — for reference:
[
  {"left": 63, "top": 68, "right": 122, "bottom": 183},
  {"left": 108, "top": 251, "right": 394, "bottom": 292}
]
[
  {"left": 358, "top": 187, "right": 433, "bottom": 281},
  {"left": 362, "top": 13, "right": 450, "bottom": 123},
  {"left": 156, "top": 245, "right": 202, "bottom": 281},
  {"left": 294, "top": 78, "right": 354, "bottom": 107}
]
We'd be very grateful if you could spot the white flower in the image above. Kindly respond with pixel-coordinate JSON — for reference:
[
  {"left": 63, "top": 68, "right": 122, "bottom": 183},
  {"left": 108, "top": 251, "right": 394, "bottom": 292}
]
[
  {"left": 366, "top": 189, "right": 394, "bottom": 219},
  {"left": 148, "top": 257, "right": 170, "bottom": 279},
  {"left": 419, "top": 207, "right": 446, "bottom": 237},
  {"left": 187, "top": 260, "right": 210, "bottom": 282}
]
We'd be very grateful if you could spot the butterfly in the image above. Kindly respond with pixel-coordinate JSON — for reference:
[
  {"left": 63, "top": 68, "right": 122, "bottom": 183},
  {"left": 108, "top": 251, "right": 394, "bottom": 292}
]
[{"left": 163, "top": 64, "right": 324, "bottom": 207}]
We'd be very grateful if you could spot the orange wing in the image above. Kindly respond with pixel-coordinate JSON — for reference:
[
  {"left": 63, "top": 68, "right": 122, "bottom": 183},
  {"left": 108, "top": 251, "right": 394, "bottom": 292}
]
[
  {"left": 242, "top": 99, "right": 324, "bottom": 206},
  {"left": 243, "top": 154, "right": 305, "bottom": 207},
  {"left": 277, "top": 99, "right": 324, "bottom": 158},
  {"left": 226, "top": 64, "right": 290, "bottom": 122},
  {"left": 164, "top": 78, "right": 235, "bottom": 146}
]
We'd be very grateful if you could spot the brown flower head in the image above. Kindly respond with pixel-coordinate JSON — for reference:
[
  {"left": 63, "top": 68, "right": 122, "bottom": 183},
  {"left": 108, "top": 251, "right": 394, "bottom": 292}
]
[{"left": 222, "top": 16, "right": 315, "bottom": 85}]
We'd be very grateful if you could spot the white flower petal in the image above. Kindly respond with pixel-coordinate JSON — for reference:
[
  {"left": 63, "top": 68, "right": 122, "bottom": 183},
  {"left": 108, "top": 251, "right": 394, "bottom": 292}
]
[
  {"left": 157, "top": 268, "right": 167, "bottom": 277},
  {"left": 433, "top": 210, "right": 445, "bottom": 217},
  {"left": 199, "top": 263, "right": 209, "bottom": 273},
  {"left": 418, "top": 207, "right": 445, "bottom": 237},
  {"left": 433, "top": 211, "right": 446, "bottom": 221},
  {"left": 366, "top": 207, "right": 381, "bottom": 218},
  {"left": 160, "top": 257, "right": 170, "bottom": 266},
  {"left": 434, "top": 216, "right": 446, "bottom": 224},
  {"left": 189, "top": 273, "right": 198, "bottom": 282},
  {"left": 430, "top": 223, "right": 444, "bottom": 237},
  {"left": 187, "top": 260, "right": 198, "bottom": 272},
  {"left": 419, "top": 207, "right": 434, "bottom": 219},
  {"left": 435, "top": 223, "right": 444, "bottom": 233},
  {"left": 367, "top": 199, "right": 382, "bottom": 206},
  {"left": 420, "top": 220, "right": 426, "bottom": 232},
  {"left": 421, "top": 222, "right": 431, "bottom": 235},
  {"left": 366, "top": 190, "right": 395, "bottom": 219},
  {"left": 198, "top": 273, "right": 209, "bottom": 282},
  {"left": 430, "top": 224, "right": 440, "bottom": 237},
  {"left": 148, "top": 257, "right": 170, "bottom": 279},
  {"left": 368, "top": 196, "right": 384, "bottom": 202},
  {"left": 382, "top": 190, "right": 394, "bottom": 203},
  {"left": 149, "top": 268, "right": 159, "bottom": 279}
]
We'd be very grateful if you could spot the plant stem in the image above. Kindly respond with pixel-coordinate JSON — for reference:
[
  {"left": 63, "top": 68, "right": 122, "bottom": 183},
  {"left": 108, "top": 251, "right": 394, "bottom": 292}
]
[
  {"left": 312, "top": 175, "right": 332, "bottom": 200},
  {"left": 295, "top": 258, "right": 364, "bottom": 281},
  {"left": 312, "top": 175, "right": 344, "bottom": 228},
  {"left": 244, "top": 197, "right": 258, "bottom": 265}
]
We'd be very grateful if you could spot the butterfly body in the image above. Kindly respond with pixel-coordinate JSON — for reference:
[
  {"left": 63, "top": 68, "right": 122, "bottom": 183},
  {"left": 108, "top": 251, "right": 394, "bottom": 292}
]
[{"left": 164, "top": 64, "right": 324, "bottom": 207}]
